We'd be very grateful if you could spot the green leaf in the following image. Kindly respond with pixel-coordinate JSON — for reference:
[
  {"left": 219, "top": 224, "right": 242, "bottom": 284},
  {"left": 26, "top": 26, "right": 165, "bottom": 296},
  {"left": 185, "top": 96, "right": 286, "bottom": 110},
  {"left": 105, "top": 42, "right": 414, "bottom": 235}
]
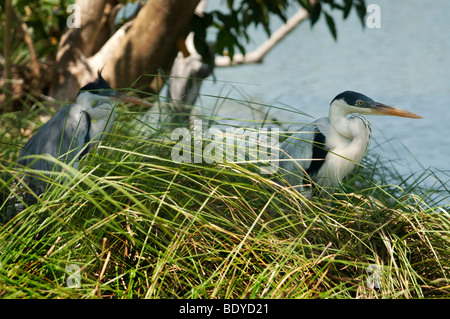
[
  {"left": 215, "top": 29, "right": 227, "bottom": 55},
  {"left": 298, "top": 0, "right": 311, "bottom": 11},
  {"left": 324, "top": 12, "right": 337, "bottom": 40},
  {"left": 235, "top": 37, "right": 246, "bottom": 56},
  {"left": 355, "top": 0, "right": 367, "bottom": 28},
  {"left": 343, "top": 0, "right": 353, "bottom": 19},
  {"left": 309, "top": 2, "right": 322, "bottom": 26}
]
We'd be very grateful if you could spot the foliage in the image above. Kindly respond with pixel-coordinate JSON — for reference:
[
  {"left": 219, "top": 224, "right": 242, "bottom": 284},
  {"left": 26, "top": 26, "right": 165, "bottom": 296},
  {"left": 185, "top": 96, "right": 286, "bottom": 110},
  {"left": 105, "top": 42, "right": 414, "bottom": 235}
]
[
  {"left": 0, "top": 0, "right": 368, "bottom": 111},
  {"left": 2, "top": 0, "right": 447, "bottom": 299},
  {"left": 192, "top": 0, "right": 367, "bottom": 64},
  {"left": 0, "top": 95, "right": 448, "bottom": 299},
  {"left": 0, "top": 0, "right": 74, "bottom": 112},
  {"left": 0, "top": 0, "right": 72, "bottom": 64}
]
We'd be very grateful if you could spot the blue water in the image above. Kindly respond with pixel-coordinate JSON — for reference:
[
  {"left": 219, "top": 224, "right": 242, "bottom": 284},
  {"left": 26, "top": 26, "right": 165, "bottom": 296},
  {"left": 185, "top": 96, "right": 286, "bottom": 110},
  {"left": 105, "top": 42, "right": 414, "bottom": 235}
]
[{"left": 199, "top": 0, "right": 450, "bottom": 189}]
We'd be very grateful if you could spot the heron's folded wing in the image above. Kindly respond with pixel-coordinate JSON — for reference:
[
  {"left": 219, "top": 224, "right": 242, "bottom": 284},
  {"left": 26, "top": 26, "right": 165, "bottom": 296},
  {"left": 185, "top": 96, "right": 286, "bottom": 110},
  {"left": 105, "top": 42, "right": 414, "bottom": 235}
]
[
  {"left": 18, "top": 105, "right": 89, "bottom": 170},
  {"left": 278, "top": 117, "right": 329, "bottom": 186}
]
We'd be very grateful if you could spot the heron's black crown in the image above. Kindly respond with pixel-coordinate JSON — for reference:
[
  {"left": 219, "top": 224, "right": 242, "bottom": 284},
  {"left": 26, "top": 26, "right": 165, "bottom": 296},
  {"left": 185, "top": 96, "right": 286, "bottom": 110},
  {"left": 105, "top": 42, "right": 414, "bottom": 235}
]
[
  {"left": 79, "top": 71, "right": 113, "bottom": 96},
  {"left": 331, "top": 91, "right": 375, "bottom": 107}
]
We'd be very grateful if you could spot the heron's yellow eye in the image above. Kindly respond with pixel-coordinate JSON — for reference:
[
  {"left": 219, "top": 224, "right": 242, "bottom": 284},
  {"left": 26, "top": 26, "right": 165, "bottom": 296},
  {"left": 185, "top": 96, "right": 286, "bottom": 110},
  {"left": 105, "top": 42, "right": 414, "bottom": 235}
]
[
  {"left": 357, "top": 101, "right": 363, "bottom": 106},
  {"left": 91, "top": 101, "right": 98, "bottom": 107}
]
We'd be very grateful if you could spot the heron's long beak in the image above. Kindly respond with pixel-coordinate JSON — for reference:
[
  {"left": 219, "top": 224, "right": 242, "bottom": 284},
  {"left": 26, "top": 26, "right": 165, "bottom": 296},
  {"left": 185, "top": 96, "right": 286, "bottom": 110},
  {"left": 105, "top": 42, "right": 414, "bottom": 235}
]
[
  {"left": 114, "top": 92, "right": 153, "bottom": 107},
  {"left": 372, "top": 103, "right": 422, "bottom": 119}
]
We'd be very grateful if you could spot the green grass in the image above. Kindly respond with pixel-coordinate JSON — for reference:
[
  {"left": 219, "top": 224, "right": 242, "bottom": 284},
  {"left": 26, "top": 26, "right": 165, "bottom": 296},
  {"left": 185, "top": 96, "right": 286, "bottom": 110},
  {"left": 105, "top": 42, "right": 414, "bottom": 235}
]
[{"left": 0, "top": 97, "right": 449, "bottom": 299}]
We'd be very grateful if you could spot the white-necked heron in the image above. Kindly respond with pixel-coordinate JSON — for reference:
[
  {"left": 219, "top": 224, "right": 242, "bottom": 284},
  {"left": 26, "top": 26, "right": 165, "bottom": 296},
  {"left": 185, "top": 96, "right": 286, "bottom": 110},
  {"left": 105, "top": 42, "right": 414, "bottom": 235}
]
[{"left": 278, "top": 91, "right": 422, "bottom": 193}]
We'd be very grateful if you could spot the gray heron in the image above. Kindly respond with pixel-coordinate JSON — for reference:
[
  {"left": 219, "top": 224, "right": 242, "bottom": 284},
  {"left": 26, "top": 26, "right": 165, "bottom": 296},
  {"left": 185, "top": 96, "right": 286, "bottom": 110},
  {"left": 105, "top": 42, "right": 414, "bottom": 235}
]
[
  {"left": 278, "top": 91, "right": 422, "bottom": 194},
  {"left": 17, "top": 71, "right": 151, "bottom": 196}
]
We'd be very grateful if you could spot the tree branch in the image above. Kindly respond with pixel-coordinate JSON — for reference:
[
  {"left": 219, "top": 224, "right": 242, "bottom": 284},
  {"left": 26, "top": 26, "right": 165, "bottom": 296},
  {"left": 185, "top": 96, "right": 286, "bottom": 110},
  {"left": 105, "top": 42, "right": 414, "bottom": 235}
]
[
  {"left": 87, "top": 21, "right": 134, "bottom": 73},
  {"left": 13, "top": 7, "right": 41, "bottom": 87},
  {"left": 102, "top": 0, "right": 200, "bottom": 93},
  {"left": 215, "top": 7, "right": 309, "bottom": 66}
]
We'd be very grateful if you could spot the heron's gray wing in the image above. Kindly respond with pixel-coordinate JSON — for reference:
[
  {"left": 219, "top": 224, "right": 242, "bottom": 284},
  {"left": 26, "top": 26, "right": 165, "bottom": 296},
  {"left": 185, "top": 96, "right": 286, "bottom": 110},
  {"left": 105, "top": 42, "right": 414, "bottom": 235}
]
[
  {"left": 15, "top": 105, "right": 89, "bottom": 206},
  {"left": 18, "top": 105, "right": 89, "bottom": 171},
  {"left": 278, "top": 117, "right": 329, "bottom": 187}
]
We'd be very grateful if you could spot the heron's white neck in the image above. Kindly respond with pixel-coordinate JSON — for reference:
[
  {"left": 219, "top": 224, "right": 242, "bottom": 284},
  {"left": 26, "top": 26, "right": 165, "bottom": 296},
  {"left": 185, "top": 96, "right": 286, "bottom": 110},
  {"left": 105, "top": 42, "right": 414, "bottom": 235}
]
[
  {"left": 329, "top": 100, "right": 364, "bottom": 139},
  {"left": 75, "top": 92, "right": 116, "bottom": 142},
  {"left": 328, "top": 100, "right": 372, "bottom": 163}
]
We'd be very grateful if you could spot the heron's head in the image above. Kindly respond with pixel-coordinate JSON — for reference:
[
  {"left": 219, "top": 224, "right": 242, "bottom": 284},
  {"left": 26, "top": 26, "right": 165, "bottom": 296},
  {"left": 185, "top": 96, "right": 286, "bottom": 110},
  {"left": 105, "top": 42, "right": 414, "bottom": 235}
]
[
  {"left": 331, "top": 91, "right": 422, "bottom": 119},
  {"left": 77, "top": 71, "right": 152, "bottom": 119}
]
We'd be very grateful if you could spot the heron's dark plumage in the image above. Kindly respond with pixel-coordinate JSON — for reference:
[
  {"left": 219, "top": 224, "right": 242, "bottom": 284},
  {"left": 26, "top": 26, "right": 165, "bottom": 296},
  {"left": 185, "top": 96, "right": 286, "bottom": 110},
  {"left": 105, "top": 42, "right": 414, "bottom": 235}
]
[
  {"left": 79, "top": 71, "right": 113, "bottom": 96},
  {"left": 304, "top": 127, "right": 327, "bottom": 185},
  {"left": 331, "top": 91, "right": 374, "bottom": 107},
  {"left": 18, "top": 105, "right": 91, "bottom": 169},
  {"left": 80, "top": 111, "right": 91, "bottom": 158}
]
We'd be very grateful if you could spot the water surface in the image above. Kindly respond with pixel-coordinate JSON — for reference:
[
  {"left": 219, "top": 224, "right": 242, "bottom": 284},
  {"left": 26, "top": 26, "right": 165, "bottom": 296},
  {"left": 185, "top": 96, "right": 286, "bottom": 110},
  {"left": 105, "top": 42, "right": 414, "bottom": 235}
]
[{"left": 199, "top": 0, "right": 450, "bottom": 189}]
